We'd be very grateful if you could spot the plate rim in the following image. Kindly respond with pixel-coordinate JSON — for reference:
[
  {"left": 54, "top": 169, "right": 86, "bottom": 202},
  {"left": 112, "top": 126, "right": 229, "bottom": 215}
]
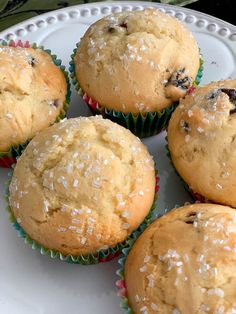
[
  {"left": 0, "top": 1, "right": 236, "bottom": 313},
  {"left": 0, "top": 0, "right": 236, "bottom": 41}
]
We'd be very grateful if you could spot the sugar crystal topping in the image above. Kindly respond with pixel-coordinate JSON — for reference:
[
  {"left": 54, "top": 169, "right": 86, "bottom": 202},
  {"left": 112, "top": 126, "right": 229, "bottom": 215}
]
[
  {"left": 130, "top": 206, "right": 236, "bottom": 313},
  {"left": 179, "top": 84, "right": 236, "bottom": 139},
  {"left": 9, "top": 116, "right": 155, "bottom": 255}
]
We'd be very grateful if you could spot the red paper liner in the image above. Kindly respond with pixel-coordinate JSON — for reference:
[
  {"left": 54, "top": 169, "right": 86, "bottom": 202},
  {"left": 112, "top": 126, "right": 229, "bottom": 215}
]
[{"left": 0, "top": 156, "right": 17, "bottom": 168}]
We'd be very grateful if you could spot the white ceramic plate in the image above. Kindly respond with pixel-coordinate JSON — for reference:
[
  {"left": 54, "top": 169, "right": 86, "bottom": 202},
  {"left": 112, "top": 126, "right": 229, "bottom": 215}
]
[{"left": 0, "top": 2, "right": 236, "bottom": 313}]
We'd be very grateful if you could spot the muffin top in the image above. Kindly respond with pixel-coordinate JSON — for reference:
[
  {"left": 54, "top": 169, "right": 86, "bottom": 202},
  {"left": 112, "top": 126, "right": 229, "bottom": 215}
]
[
  {"left": 167, "top": 80, "right": 236, "bottom": 207},
  {"left": 0, "top": 45, "right": 67, "bottom": 152},
  {"left": 9, "top": 116, "right": 156, "bottom": 256},
  {"left": 125, "top": 203, "right": 236, "bottom": 314},
  {"left": 75, "top": 9, "right": 200, "bottom": 114}
]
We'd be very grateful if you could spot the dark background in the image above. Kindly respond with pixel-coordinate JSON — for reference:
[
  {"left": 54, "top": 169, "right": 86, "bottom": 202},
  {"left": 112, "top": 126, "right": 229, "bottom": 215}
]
[
  {"left": 186, "top": 0, "right": 234, "bottom": 24},
  {"left": 0, "top": 0, "right": 235, "bottom": 32}
]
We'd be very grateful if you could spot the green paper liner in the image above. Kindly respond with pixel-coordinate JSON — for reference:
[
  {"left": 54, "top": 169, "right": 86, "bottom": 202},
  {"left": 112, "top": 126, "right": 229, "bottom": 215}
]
[
  {"left": 0, "top": 39, "right": 71, "bottom": 168},
  {"left": 69, "top": 43, "right": 203, "bottom": 138},
  {"left": 116, "top": 233, "right": 139, "bottom": 313},
  {"left": 5, "top": 170, "right": 159, "bottom": 265}
]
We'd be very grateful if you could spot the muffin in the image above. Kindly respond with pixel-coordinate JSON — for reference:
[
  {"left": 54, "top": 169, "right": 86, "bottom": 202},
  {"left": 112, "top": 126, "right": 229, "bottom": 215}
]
[
  {"left": 167, "top": 80, "right": 236, "bottom": 207},
  {"left": 70, "top": 8, "right": 202, "bottom": 137},
  {"left": 119, "top": 203, "right": 236, "bottom": 313},
  {"left": 8, "top": 116, "right": 157, "bottom": 264},
  {"left": 0, "top": 40, "right": 70, "bottom": 168}
]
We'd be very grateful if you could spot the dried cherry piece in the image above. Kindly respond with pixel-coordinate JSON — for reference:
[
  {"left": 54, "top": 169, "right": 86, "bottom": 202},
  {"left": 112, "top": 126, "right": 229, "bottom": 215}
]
[
  {"left": 205, "top": 89, "right": 221, "bottom": 100},
  {"left": 108, "top": 27, "right": 116, "bottom": 33},
  {"left": 183, "top": 121, "right": 191, "bottom": 132},
  {"left": 50, "top": 99, "right": 60, "bottom": 108},
  {"left": 184, "top": 211, "right": 197, "bottom": 225},
  {"left": 168, "top": 68, "right": 192, "bottom": 90},
  {"left": 28, "top": 55, "right": 36, "bottom": 67},
  {"left": 119, "top": 22, "right": 127, "bottom": 29},
  {"left": 220, "top": 88, "right": 236, "bottom": 101},
  {"left": 230, "top": 108, "right": 236, "bottom": 114},
  {"left": 206, "top": 88, "right": 236, "bottom": 114},
  {"left": 220, "top": 89, "right": 236, "bottom": 115}
]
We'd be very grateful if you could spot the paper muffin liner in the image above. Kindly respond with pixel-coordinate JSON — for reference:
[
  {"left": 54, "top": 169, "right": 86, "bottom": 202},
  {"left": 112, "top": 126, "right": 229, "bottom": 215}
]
[
  {"left": 5, "top": 169, "right": 159, "bottom": 265},
  {"left": 69, "top": 43, "right": 203, "bottom": 138},
  {"left": 0, "top": 39, "right": 71, "bottom": 168},
  {"left": 116, "top": 239, "right": 136, "bottom": 314}
]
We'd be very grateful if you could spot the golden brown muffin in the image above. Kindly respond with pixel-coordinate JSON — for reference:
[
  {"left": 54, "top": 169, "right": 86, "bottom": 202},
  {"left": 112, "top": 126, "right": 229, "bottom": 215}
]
[
  {"left": 75, "top": 8, "right": 200, "bottom": 114},
  {"left": 167, "top": 80, "right": 236, "bottom": 207},
  {"left": 9, "top": 116, "right": 156, "bottom": 256},
  {"left": 0, "top": 45, "right": 67, "bottom": 152},
  {"left": 125, "top": 203, "right": 236, "bottom": 314}
]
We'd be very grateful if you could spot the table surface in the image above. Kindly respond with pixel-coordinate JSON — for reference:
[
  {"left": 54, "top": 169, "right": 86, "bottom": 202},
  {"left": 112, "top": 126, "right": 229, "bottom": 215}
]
[{"left": 0, "top": 0, "right": 234, "bottom": 32}]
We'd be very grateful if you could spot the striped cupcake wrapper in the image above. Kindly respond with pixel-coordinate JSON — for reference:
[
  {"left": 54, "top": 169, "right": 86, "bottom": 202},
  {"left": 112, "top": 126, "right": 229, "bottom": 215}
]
[
  {"left": 69, "top": 43, "right": 204, "bottom": 138},
  {"left": 5, "top": 170, "right": 159, "bottom": 265},
  {"left": 116, "top": 236, "right": 137, "bottom": 313}
]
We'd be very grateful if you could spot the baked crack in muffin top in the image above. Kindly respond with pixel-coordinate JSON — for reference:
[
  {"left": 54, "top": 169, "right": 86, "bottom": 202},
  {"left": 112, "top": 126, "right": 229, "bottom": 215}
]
[{"left": 9, "top": 116, "right": 156, "bottom": 255}]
